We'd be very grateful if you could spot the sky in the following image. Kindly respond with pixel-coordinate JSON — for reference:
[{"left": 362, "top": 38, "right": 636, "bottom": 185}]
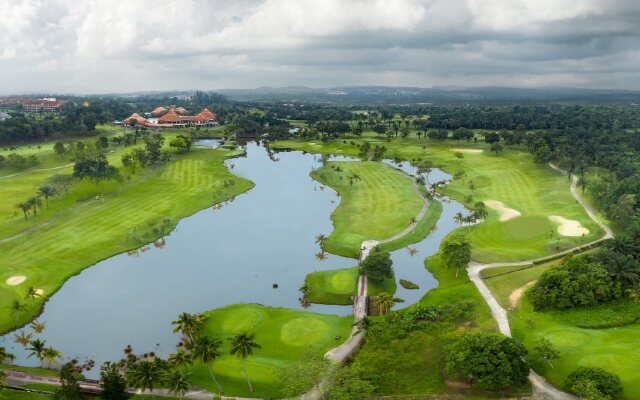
[{"left": 1, "top": 0, "right": 639, "bottom": 94}]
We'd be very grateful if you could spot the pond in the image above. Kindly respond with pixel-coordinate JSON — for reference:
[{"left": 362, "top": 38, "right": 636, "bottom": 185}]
[{"left": 0, "top": 141, "right": 467, "bottom": 375}]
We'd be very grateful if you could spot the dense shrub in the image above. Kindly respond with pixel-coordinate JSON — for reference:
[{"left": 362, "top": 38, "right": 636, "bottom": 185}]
[
  {"left": 360, "top": 247, "right": 393, "bottom": 283},
  {"left": 445, "top": 333, "right": 529, "bottom": 389},
  {"left": 565, "top": 367, "right": 623, "bottom": 399}
]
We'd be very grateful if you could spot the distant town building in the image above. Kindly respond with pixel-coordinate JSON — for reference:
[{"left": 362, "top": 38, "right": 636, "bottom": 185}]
[
  {"left": 22, "top": 98, "right": 68, "bottom": 112},
  {"left": 82, "top": 101, "right": 90, "bottom": 107}
]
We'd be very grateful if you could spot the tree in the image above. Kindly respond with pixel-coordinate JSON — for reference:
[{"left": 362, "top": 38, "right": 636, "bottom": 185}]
[
  {"left": 314, "top": 234, "right": 328, "bottom": 248},
  {"left": 441, "top": 234, "right": 471, "bottom": 277},
  {"left": 165, "top": 369, "right": 191, "bottom": 399},
  {"left": 144, "top": 132, "right": 166, "bottom": 163},
  {"left": 445, "top": 333, "right": 529, "bottom": 389},
  {"left": 374, "top": 292, "right": 394, "bottom": 316},
  {"left": 359, "top": 247, "right": 393, "bottom": 283},
  {"left": 9, "top": 299, "right": 26, "bottom": 321},
  {"left": 73, "top": 154, "right": 120, "bottom": 199},
  {"left": 190, "top": 335, "right": 223, "bottom": 394},
  {"left": 169, "top": 135, "right": 192, "bottom": 153},
  {"left": 229, "top": 332, "right": 262, "bottom": 393},
  {"left": 25, "top": 286, "right": 40, "bottom": 301},
  {"left": 53, "top": 142, "right": 66, "bottom": 158},
  {"left": 99, "top": 362, "right": 127, "bottom": 400},
  {"left": 278, "top": 352, "right": 327, "bottom": 397},
  {"left": 27, "top": 339, "right": 46, "bottom": 363},
  {"left": 53, "top": 363, "right": 83, "bottom": 400},
  {"left": 490, "top": 142, "right": 503, "bottom": 154},
  {"left": 484, "top": 131, "right": 501, "bottom": 144},
  {"left": 324, "top": 363, "right": 375, "bottom": 400},
  {"left": 95, "top": 136, "right": 109, "bottom": 151},
  {"left": 14, "top": 330, "right": 33, "bottom": 347},
  {"left": 0, "top": 347, "right": 14, "bottom": 365},
  {"left": 168, "top": 349, "right": 193, "bottom": 370},
  {"left": 171, "top": 312, "right": 202, "bottom": 342},
  {"left": 126, "top": 360, "right": 164, "bottom": 397},
  {"left": 565, "top": 367, "right": 623, "bottom": 399},
  {"left": 532, "top": 337, "right": 560, "bottom": 368},
  {"left": 37, "top": 185, "right": 58, "bottom": 208},
  {"left": 43, "top": 347, "right": 62, "bottom": 369},
  {"left": 15, "top": 201, "right": 30, "bottom": 221}
]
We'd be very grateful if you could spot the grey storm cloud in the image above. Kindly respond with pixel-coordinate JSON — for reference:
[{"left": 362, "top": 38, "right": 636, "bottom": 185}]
[{"left": 0, "top": 0, "right": 639, "bottom": 93}]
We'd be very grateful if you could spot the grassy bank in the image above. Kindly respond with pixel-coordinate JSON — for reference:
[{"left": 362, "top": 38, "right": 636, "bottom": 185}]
[
  {"left": 190, "top": 304, "right": 352, "bottom": 398},
  {"left": 0, "top": 145, "right": 253, "bottom": 334},
  {"left": 311, "top": 161, "right": 424, "bottom": 257},
  {"left": 304, "top": 266, "right": 396, "bottom": 305}
]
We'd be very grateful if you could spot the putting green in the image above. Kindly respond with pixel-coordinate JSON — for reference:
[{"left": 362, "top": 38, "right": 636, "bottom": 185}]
[
  {"left": 304, "top": 266, "right": 396, "bottom": 305},
  {"left": 503, "top": 215, "right": 553, "bottom": 240},
  {"left": 190, "top": 303, "right": 352, "bottom": 398}
]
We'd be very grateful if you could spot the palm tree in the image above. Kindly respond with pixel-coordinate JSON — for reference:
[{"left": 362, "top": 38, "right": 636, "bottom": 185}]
[
  {"left": 171, "top": 312, "right": 202, "bottom": 342},
  {"left": 228, "top": 332, "right": 262, "bottom": 393},
  {"left": 315, "top": 251, "right": 328, "bottom": 261},
  {"left": 375, "top": 292, "right": 395, "bottom": 316},
  {"left": 165, "top": 369, "right": 191, "bottom": 399},
  {"left": 42, "top": 347, "right": 62, "bottom": 369},
  {"left": 126, "top": 361, "right": 164, "bottom": 398},
  {"left": 30, "top": 319, "right": 47, "bottom": 333},
  {"left": 353, "top": 317, "right": 380, "bottom": 339},
  {"left": 37, "top": 185, "right": 58, "bottom": 208},
  {"left": 25, "top": 287, "right": 40, "bottom": 302},
  {"left": 9, "top": 299, "right": 26, "bottom": 321},
  {"left": 27, "top": 339, "right": 46, "bottom": 363},
  {"left": 407, "top": 247, "right": 418, "bottom": 256},
  {"left": 314, "top": 234, "right": 328, "bottom": 248},
  {"left": 26, "top": 196, "right": 42, "bottom": 218},
  {"left": 190, "top": 336, "right": 223, "bottom": 394},
  {"left": 16, "top": 202, "right": 30, "bottom": 221},
  {"left": 168, "top": 349, "right": 193, "bottom": 370},
  {"left": 0, "top": 347, "right": 15, "bottom": 364},
  {"left": 410, "top": 216, "right": 418, "bottom": 233},
  {"left": 453, "top": 212, "right": 465, "bottom": 226},
  {"left": 14, "top": 330, "right": 33, "bottom": 347}
]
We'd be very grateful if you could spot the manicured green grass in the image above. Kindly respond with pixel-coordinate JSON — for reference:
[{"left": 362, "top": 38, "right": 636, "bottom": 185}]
[
  {"left": 0, "top": 146, "right": 253, "bottom": 334},
  {"left": 274, "top": 138, "right": 604, "bottom": 262},
  {"left": 304, "top": 266, "right": 396, "bottom": 305},
  {"left": 311, "top": 161, "right": 424, "bottom": 257},
  {"left": 0, "top": 389, "right": 52, "bottom": 400},
  {"left": 377, "top": 199, "right": 443, "bottom": 253},
  {"left": 189, "top": 304, "right": 352, "bottom": 398},
  {"left": 0, "top": 365, "right": 61, "bottom": 378}
]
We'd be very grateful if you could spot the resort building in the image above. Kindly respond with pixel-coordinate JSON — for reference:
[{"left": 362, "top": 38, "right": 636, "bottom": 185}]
[
  {"left": 22, "top": 98, "right": 69, "bottom": 112},
  {"left": 123, "top": 107, "right": 218, "bottom": 128}
]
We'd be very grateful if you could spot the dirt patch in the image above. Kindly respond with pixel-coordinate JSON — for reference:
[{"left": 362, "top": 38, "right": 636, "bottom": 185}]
[
  {"left": 549, "top": 215, "right": 589, "bottom": 236},
  {"left": 6, "top": 276, "right": 26, "bottom": 286},
  {"left": 484, "top": 200, "right": 521, "bottom": 221},
  {"left": 452, "top": 148, "right": 484, "bottom": 154},
  {"left": 509, "top": 281, "right": 536, "bottom": 309}
]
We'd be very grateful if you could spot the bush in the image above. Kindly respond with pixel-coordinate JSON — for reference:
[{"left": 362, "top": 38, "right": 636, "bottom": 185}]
[
  {"left": 565, "top": 367, "right": 623, "bottom": 399},
  {"left": 399, "top": 279, "right": 419, "bottom": 290},
  {"left": 445, "top": 333, "right": 529, "bottom": 389},
  {"left": 360, "top": 247, "right": 393, "bottom": 283}
]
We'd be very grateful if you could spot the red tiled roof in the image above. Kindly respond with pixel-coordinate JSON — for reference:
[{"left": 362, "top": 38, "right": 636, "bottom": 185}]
[
  {"left": 159, "top": 109, "right": 180, "bottom": 123},
  {"left": 198, "top": 108, "right": 216, "bottom": 120},
  {"left": 123, "top": 113, "right": 148, "bottom": 126},
  {"left": 151, "top": 106, "right": 167, "bottom": 116},
  {"left": 174, "top": 107, "right": 189, "bottom": 115}
]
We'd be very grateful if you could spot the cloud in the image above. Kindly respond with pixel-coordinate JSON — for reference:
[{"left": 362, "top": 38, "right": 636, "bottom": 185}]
[{"left": 0, "top": 0, "right": 638, "bottom": 93}]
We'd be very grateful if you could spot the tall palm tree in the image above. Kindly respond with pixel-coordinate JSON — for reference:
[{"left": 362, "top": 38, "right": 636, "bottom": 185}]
[
  {"left": 14, "top": 330, "right": 33, "bottom": 347},
  {"left": 9, "top": 299, "right": 26, "bottom": 321},
  {"left": 171, "top": 312, "right": 201, "bottom": 342},
  {"left": 190, "top": 336, "right": 223, "bottom": 394},
  {"left": 410, "top": 216, "right": 418, "bottom": 233},
  {"left": 453, "top": 212, "right": 465, "bottom": 226},
  {"left": 25, "top": 287, "right": 40, "bottom": 302},
  {"left": 16, "top": 202, "right": 30, "bottom": 221},
  {"left": 30, "top": 319, "right": 47, "bottom": 333},
  {"left": 229, "top": 332, "right": 261, "bottom": 393},
  {"left": 165, "top": 369, "right": 191, "bottom": 399},
  {"left": 26, "top": 196, "right": 42, "bottom": 218},
  {"left": 126, "top": 360, "right": 163, "bottom": 398},
  {"left": 375, "top": 292, "right": 395, "bottom": 316},
  {"left": 37, "top": 185, "right": 58, "bottom": 208},
  {"left": 0, "top": 347, "right": 15, "bottom": 365},
  {"left": 314, "top": 234, "right": 327, "bottom": 248},
  {"left": 27, "top": 339, "right": 46, "bottom": 363},
  {"left": 42, "top": 347, "right": 62, "bottom": 369},
  {"left": 168, "top": 349, "right": 193, "bottom": 370},
  {"left": 315, "top": 251, "right": 328, "bottom": 261}
]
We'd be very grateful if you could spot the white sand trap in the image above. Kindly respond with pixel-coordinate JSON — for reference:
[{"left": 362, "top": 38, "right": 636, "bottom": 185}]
[
  {"left": 549, "top": 215, "right": 590, "bottom": 236},
  {"left": 509, "top": 281, "right": 536, "bottom": 309},
  {"left": 6, "top": 276, "right": 26, "bottom": 286},
  {"left": 35, "top": 289, "right": 44, "bottom": 296},
  {"left": 484, "top": 200, "right": 521, "bottom": 221},
  {"left": 453, "top": 148, "right": 484, "bottom": 154}
]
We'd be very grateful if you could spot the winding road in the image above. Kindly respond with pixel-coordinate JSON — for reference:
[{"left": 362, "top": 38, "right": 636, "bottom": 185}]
[{"left": 468, "top": 164, "right": 614, "bottom": 399}]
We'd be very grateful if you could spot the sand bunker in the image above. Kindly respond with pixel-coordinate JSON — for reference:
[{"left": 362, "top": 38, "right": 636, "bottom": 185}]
[
  {"left": 6, "top": 276, "right": 26, "bottom": 286},
  {"left": 549, "top": 215, "right": 590, "bottom": 236},
  {"left": 509, "top": 281, "right": 536, "bottom": 309},
  {"left": 453, "top": 148, "right": 483, "bottom": 154},
  {"left": 35, "top": 289, "right": 44, "bottom": 296},
  {"left": 484, "top": 200, "right": 521, "bottom": 221}
]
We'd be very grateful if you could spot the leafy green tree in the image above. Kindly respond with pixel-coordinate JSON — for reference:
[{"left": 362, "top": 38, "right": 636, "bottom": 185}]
[
  {"left": 144, "top": 133, "right": 166, "bottom": 163},
  {"left": 445, "top": 333, "right": 529, "bottom": 389},
  {"left": 360, "top": 247, "right": 393, "bottom": 283},
  {"left": 229, "top": 332, "right": 262, "bottom": 393},
  {"left": 53, "top": 142, "right": 67, "bottom": 158},
  {"left": 53, "top": 363, "right": 83, "bottom": 400},
  {"left": 99, "top": 362, "right": 127, "bottom": 400},
  {"left": 325, "top": 363, "right": 375, "bottom": 400},
  {"left": 565, "top": 367, "right": 623, "bottom": 399},
  {"left": 278, "top": 352, "right": 327, "bottom": 397},
  {"left": 95, "top": 136, "right": 109, "bottom": 151},
  {"left": 532, "top": 337, "right": 560, "bottom": 368},
  {"left": 169, "top": 135, "right": 192, "bottom": 153},
  {"left": 490, "top": 142, "right": 503, "bottom": 153},
  {"left": 440, "top": 234, "right": 471, "bottom": 277},
  {"left": 72, "top": 154, "right": 120, "bottom": 198}
]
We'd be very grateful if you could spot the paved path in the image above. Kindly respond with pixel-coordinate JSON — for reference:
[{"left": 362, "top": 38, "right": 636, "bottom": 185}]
[{"left": 467, "top": 164, "right": 614, "bottom": 400}]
